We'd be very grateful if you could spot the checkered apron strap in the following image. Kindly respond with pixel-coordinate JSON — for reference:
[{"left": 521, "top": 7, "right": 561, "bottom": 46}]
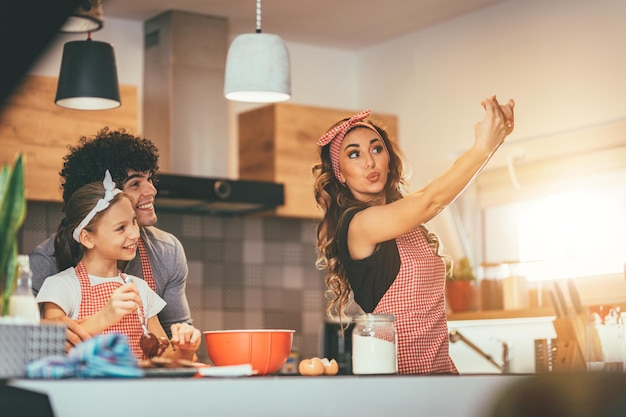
[
  {"left": 137, "top": 238, "right": 156, "bottom": 291},
  {"left": 373, "top": 229, "right": 457, "bottom": 375},
  {"left": 75, "top": 262, "right": 145, "bottom": 359}
]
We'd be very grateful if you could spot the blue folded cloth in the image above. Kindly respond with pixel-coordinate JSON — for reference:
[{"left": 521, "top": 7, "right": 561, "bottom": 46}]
[{"left": 26, "top": 333, "right": 144, "bottom": 379}]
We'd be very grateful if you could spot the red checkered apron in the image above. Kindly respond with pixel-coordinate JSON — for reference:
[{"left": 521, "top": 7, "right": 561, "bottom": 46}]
[
  {"left": 137, "top": 238, "right": 156, "bottom": 292},
  {"left": 373, "top": 228, "right": 458, "bottom": 375},
  {"left": 75, "top": 261, "right": 145, "bottom": 359}
]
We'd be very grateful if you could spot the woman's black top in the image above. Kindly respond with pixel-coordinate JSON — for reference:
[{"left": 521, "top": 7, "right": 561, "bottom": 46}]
[{"left": 337, "top": 208, "right": 401, "bottom": 312}]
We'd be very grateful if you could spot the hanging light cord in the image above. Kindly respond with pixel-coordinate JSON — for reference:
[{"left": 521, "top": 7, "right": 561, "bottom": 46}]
[{"left": 256, "top": 0, "right": 262, "bottom": 33}]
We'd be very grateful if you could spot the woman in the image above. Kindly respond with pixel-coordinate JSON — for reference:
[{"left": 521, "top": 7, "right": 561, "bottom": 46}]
[
  {"left": 313, "top": 96, "right": 515, "bottom": 374},
  {"left": 36, "top": 170, "right": 201, "bottom": 361}
]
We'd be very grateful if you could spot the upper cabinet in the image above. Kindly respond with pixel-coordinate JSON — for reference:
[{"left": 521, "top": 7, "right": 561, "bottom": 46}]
[
  {"left": 238, "top": 103, "right": 397, "bottom": 218},
  {"left": 0, "top": 75, "right": 137, "bottom": 202}
]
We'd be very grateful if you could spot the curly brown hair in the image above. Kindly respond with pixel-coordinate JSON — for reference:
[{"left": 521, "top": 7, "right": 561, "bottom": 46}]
[
  {"left": 313, "top": 117, "right": 453, "bottom": 324},
  {"left": 60, "top": 127, "right": 160, "bottom": 209}
]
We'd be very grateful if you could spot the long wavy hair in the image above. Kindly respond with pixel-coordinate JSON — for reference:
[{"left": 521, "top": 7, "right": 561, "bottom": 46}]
[{"left": 312, "top": 117, "right": 451, "bottom": 323}]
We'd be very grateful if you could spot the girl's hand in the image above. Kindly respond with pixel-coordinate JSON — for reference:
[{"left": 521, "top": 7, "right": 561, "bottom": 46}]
[
  {"left": 474, "top": 95, "right": 516, "bottom": 154},
  {"left": 169, "top": 323, "right": 202, "bottom": 353},
  {"left": 103, "top": 282, "right": 141, "bottom": 325}
]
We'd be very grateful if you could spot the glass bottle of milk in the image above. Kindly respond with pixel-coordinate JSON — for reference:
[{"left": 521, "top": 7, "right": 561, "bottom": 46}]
[
  {"left": 352, "top": 313, "right": 397, "bottom": 374},
  {"left": 8, "top": 255, "right": 40, "bottom": 324}
]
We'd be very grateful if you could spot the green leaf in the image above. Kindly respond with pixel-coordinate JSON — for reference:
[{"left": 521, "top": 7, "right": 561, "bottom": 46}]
[
  {"left": 1, "top": 242, "right": 18, "bottom": 316},
  {"left": 0, "top": 164, "right": 9, "bottom": 199},
  {"left": 0, "top": 153, "right": 26, "bottom": 316}
]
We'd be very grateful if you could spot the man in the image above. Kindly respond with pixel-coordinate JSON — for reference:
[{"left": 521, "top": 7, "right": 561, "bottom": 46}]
[{"left": 30, "top": 127, "right": 192, "bottom": 346}]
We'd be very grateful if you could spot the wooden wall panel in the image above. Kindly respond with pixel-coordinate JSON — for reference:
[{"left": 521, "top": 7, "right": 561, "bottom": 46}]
[
  {"left": 239, "top": 103, "right": 397, "bottom": 218},
  {"left": 0, "top": 75, "right": 137, "bottom": 202}
]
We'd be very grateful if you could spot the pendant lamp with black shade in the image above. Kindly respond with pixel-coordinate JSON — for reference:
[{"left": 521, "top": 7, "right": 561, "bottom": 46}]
[
  {"left": 224, "top": 0, "right": 291, "bottom": 103},
  {"left": 55, "top": 33, "right": 121, "bottom": 110}
]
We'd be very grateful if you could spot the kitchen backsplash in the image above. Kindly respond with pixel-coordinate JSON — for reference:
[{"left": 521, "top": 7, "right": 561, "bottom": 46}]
[{"left": 18, "top": 201, "right": 327, "bottom": 363}]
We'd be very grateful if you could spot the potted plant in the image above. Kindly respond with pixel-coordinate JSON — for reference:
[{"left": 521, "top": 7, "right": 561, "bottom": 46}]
[
  {"left": 446, "top": 257, "right": 477, "bottom": 313},
  {"left": 0, "top": 153, "right": 65, "bottom": 378},
  {"left": 0, "top": 153, "right": 26, "bottom": 315}
]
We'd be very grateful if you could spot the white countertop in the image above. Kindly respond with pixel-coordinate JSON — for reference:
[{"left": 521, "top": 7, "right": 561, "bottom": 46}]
[{"left": 10, "top": 374, "right": 529, "bottom": 417}]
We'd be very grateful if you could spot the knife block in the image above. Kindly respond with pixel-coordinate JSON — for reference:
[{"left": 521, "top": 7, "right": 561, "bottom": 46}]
[
  {"left": 534, "top": 338, "right": 555, "bottom": 373},
  {"left": 552, "top": 317, "right": 586, "bottom": 372}
]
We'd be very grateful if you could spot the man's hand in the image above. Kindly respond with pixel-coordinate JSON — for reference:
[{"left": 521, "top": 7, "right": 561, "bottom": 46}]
[
  {"left": 169, "top": 322, "right": 201, "bottom": 353},
  {"left": 42, "top": 316, "right": 92, "bottom": 352}
]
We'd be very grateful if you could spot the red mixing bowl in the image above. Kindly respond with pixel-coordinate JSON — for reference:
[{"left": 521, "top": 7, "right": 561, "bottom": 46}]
[{"left": 203, "top": 329, "right": 295, "bottom": 375}]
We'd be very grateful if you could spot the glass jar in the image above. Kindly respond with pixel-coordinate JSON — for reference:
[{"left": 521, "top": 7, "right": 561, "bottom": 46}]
[
  {"left": 8, "top": 254, "right": 40, "bottom": 324},
  {"left": 587, "top": 305, "right": 624, "bottom": 372},
  {"left": 351, "top": 313, "right": 397, "bottom": 375},
  {"left": 479, "top": 262, "right": 504, "bottom": 311},
  {"left": 501, "top": 260, "right": 529, "bottom": 310}
]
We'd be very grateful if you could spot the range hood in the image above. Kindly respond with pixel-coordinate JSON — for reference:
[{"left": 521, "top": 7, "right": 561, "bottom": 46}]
[
  {"left": 143, "top": 13, "right": 285, "bottom": 216},
  {"left": 155, "top": 174, "right": 284, "bottom": 215}
]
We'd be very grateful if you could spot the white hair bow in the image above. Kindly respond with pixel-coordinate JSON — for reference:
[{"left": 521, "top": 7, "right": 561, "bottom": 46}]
[{"left": 72, "top": 170, "right": 123, "bottom": 243}]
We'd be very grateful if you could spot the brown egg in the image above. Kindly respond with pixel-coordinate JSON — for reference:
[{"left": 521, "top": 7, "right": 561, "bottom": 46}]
[
  {"left": 322, "top": 358, "right": 339, "bottom": 375},
  {"left": 298, "top": 357, "right": 325, "bottom": 376}
]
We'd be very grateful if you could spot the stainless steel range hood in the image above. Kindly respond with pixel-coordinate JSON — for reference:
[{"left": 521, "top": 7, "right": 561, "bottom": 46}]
[{"left": 154, "top": 174, "right": 284, "bottom": 215}]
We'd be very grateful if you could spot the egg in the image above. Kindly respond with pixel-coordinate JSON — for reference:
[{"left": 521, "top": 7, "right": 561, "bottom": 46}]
[
  {"left": 322, "top": 358, "right": 339, "bottom": 375},
  {"left": 298, "top": 357, "right": 325, "bottom": 376},
  {"left": 298, "top": 357, "right": 339, "bottom": 376}
]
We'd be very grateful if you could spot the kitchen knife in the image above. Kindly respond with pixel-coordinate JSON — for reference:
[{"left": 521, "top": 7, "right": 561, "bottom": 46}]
[
  {"left": 567, "top": 279, "right": 584, "bottom": 315},
  {"left": 549, "top": 289, "right": 562, "bottom": 318},
  {"left": 553, "top": 282, "right": 569, "bottom": 317}
]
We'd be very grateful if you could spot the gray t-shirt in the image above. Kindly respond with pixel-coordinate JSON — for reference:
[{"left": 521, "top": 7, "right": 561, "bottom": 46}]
[{"left": 30, "top": 226, "right": 192, "bottom": 338}]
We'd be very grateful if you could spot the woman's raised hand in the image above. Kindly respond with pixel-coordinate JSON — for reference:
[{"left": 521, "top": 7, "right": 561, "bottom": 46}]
[{"left": 474, "top": 95, "right": 516, "bottom": 154}]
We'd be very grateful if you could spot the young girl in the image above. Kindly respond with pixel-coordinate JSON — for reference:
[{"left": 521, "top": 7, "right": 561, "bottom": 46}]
[
  {"left": 36, "top": 170, "right": 201, "bottom": 361},
  {"left": 30, "top": 128, "right": 193, "bottom": 348},
  {"left": 313, "top": 96, "right": 515, "bottom": 375}
]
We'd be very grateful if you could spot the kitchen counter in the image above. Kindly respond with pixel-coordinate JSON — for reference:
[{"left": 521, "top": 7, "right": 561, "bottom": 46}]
[
  {"left": 9, "top": 374, "right": 529, "bottom": 417},
  {"left": 10, "top": 372, "right": 626, "bottom": 417},
  {"left": 448, "top": 301, "right": 626, "bottom": 321},
  {"left": 448, "top": 306, "right": 556, "bottom": 321}
]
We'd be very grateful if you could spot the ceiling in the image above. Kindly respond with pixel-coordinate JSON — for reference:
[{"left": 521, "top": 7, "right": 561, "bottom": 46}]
[{"left": 103, "top": 0, "right": 505, "bottom": 50}]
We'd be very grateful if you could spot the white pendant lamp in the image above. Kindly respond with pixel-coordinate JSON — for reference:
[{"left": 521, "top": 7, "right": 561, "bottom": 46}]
[
  {"left": 224, "top": 0, "right": 291, "bottom": 103},
  {"left": 59, "top": 0, "right": 104, "bottom": 33}
]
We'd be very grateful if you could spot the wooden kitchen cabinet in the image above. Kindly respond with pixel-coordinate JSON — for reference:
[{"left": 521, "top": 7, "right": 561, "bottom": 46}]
[
  {"left": 0, "top": 75, "right": 137, "bottom": 202},
  {"left": 238, "top": 103, "right": 397, "bottom": 218}
]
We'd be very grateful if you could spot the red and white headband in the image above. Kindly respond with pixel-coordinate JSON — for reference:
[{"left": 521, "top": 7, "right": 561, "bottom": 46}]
[{"left": 317, "top": 110, "right": 388, "bottom": 181}]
